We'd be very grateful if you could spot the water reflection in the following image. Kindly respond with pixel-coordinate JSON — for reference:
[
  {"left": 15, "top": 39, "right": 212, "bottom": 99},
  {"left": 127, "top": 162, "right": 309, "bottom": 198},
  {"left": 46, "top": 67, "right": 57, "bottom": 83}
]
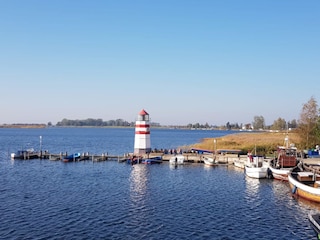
[
  {"left": 245, "top": 176, "right": 260, "bottom": 200},
  {"left": 232, "top": 165, "right": 245, "bottom": 174},
  {"left": 292, "top": 193, "right": 320, "bottom": 212},
  {"left": 129, "top": 165, "right": 148, "bottom": 204},
  {"left": 169, "top": 163, "right": 182, "bottom": 170},
  {"left": 270, "top": 180, "right": 291, "bottom": 200}
]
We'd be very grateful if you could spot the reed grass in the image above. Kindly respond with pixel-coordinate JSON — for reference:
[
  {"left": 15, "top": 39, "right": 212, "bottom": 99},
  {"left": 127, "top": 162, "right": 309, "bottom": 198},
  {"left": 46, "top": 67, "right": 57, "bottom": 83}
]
[{"left": 188, "top": 131, "right": 300, "bottom": 155}]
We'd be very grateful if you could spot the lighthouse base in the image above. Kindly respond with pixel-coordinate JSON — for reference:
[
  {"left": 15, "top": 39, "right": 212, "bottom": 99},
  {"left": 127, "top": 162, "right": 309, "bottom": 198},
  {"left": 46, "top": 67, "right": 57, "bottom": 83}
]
[{"left": 134, "top": 148, "right": 151, "bottom": 155}]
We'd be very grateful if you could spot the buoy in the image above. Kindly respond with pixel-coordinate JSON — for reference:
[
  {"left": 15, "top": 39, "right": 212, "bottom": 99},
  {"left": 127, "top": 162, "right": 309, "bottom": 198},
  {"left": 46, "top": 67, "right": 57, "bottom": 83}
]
[{"left": 292, "top": 185, "right": 297, "bottom": 194}]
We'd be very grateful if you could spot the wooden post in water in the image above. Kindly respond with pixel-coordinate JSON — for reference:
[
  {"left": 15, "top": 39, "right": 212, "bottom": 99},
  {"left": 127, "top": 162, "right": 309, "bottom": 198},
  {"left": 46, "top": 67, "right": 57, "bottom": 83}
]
[{"left": 39, "top": 136, "right": 42, "bottom": 159}]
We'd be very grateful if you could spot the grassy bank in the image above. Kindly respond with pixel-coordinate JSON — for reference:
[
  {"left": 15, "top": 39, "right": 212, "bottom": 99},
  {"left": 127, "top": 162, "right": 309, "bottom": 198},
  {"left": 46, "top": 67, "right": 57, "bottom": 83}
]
[{"left": 188, "top": 131, "right": 300, "bottom": 155}]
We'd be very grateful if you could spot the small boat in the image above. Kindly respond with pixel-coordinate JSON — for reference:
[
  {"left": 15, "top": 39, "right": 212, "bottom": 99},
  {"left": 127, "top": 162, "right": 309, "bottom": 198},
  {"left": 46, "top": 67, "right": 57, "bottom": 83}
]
[
  {"left": 169, "top": 155, "right": 185, "bottom": 165},
  {"left": 308, "top": 212, "right": 320, "bottom": 238},
  {"left": 63, "top": 153, "right": 81, "bottom": 162},
  {"left": 11, "top": 148, "right": 38, "bottom": 160},
  {"left": 268, "top": 135, "right": 299, "bottom": 181},
  {"left": 202, "top": 156, "right": 217, "bottom": 166},
  {"left": 245, "top": 151, "right": 269, "bottom": 179},
  {"left": 269, "top": 146, "right": 299, "bottom": 181},
  {"left": 141, "top": 156, "right": 162, "bottom": 164},
  {"left": 288, "top": 168, "right": 320, "bottom": 203},
  {"left": 234, "top": 157, "right": 246, "bottom": 169},
  {"left": 126, "top": 155, "right": 142, "bottom": 165}
]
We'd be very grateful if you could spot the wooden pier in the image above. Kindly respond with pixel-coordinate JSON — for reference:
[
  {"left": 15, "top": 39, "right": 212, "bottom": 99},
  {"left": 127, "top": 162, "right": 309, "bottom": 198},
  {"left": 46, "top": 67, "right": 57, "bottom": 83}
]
[
  {"left": 11, "top": 150, "right": 242, "bottom": 165},
  {"left": 11, "top": 151, "right": 127, "bottom": 162}
]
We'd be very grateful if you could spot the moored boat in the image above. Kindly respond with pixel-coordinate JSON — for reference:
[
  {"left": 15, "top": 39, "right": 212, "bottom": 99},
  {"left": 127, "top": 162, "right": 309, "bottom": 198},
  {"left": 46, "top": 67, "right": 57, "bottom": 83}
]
[
  {"left": 308, "top": 212, "right": 320, "bottom": 238},
  {"left": 202, "top": 156, "right": 217, "bottom": 166},
  {"left": 11, "top": 148, "right": 38, "bottom": 160},
  {"left": 268, "top": 166, "right": 292, "bottom": 181},
  {"left": 169, "top": 155, "right": 185, "bottom": 165},
  {"left": 126, "top": 155, "right": 142, "bottom": 165},
  {"left": 245, "top": 151, "right": 269, "bottom": 179},
  {"left": 141, "top": 156, "right": 162, "bottom": 164},
  {"left": 234, "top": 157, "right": 246, "bottom": 169},
  {"left": 63, "top": 153, "right": 81, "bottom": 162},
  {"left": 288, "top": 168, "right": 320, "bottom": 203},
  {"left": 268, "top": 136, "right": 299, "bottom": 181}
]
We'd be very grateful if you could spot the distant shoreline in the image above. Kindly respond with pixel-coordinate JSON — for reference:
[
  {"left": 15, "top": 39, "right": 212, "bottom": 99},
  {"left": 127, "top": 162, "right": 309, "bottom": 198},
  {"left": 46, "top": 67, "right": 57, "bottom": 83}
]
[
  {"left": 0, "top": 125, "right": 226, "bottom": 130},
  {"left": 0, "top": 124, "right": 47, "bottom": 129}
]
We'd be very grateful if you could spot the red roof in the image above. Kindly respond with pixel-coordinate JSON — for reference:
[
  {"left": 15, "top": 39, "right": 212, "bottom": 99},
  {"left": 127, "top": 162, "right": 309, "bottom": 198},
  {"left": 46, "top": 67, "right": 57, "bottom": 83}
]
[{"left": 139, "top": 109, "right": 149, "bottom": 115}]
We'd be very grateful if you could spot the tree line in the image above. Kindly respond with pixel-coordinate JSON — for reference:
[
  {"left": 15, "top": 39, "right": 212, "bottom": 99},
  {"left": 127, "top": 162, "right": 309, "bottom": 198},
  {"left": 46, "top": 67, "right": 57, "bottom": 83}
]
[
  {"left": 56, "top": 118, "right": 134, "bottom": 127},
  {"left": 251, "top": 96, "right": 320, "bottom": 150},
  {"left": 55, "top": 118, "right": 161, "bottom": 127}
]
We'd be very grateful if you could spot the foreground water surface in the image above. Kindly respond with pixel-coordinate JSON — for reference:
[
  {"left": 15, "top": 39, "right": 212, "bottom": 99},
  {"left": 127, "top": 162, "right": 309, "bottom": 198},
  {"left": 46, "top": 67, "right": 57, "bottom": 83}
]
[{"left": 0, "top": 128, "right": 318, "bottom": 239}]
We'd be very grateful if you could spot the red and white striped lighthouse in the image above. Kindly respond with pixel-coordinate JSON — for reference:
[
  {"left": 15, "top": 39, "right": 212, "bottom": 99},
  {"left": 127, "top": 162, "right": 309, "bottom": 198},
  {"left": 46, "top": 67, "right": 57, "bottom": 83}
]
[{"left": 134, "top": 109, "right": 151, "bottom": 154}]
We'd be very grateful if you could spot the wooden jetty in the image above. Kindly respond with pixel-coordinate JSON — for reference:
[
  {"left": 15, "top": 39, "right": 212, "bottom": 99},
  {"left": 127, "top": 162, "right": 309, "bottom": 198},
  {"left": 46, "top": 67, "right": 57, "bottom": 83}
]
[
  {"left": 11, "top": 150, "right": 242, "bottom": 165},
  {"left": 145, "top": 152, "right": 240, "bottom": 164},
  {"left": 11, "top": 151, "right": 127, "bottom": 162}
]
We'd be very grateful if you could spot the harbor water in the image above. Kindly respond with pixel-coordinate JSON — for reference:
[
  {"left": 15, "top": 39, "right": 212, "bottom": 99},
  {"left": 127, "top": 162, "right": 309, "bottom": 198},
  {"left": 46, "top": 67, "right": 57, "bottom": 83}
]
[{"left": 0, "top": 128, "right": 318, "bottom": 239}]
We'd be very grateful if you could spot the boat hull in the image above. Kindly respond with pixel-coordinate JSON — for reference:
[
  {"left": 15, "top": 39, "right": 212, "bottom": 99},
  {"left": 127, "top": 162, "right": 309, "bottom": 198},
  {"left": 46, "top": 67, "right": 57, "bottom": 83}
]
[
  {"left": 142, "top": 156, "right": 162, "bottom": 164},
  {"left": 234, "top": 159, "right": 245, "bottom": 169},
  {"left": 203, "top": 156, "right": 217, "bottom": 166},
  {"left": 63, "top": 153, "right": 81, "bottom": 162},
  {"left": 169, "top": 155, "right": 185, "bottom": 165},
  {"left": 269, "top": 166, "right": 292, "bottom": 181},
  {"left": 245, "top": 166, "right": 267, "bottom": 179},
  {"left": 288, "top": 172, "right": 320, "bottom": 203},
  {"left": 309, "top": 213, "right": 320, "bottom": 235}
]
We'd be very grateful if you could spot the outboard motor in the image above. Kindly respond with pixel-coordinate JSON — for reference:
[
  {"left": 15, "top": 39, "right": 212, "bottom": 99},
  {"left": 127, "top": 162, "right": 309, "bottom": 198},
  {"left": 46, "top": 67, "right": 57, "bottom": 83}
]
[{"left": 267, "top": 168, "right": 273, "bottom": 179}]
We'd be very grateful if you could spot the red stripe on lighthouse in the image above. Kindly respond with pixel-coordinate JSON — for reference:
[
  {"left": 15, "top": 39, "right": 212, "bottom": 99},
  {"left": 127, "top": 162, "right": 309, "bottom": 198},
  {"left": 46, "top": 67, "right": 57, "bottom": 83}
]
[
  {"left": 135, "top": 131, "right": 150, "bottom": 134},
  {"left": 135, "top": 124, "right": 150, "bottom": 128}
]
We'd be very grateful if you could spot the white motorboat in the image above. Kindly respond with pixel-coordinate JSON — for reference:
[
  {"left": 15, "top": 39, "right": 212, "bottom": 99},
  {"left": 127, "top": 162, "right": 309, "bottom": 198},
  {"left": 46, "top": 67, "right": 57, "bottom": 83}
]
[
  {"left": 245, "top": 152, "right": 268, "bottom": 179},
  {"left": 169, "top": 155, "right": 185, "bottom": 165}
]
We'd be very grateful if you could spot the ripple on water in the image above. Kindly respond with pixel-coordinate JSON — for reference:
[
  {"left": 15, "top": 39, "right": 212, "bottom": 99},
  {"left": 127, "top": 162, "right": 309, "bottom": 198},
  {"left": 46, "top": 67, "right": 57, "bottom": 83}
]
[{"left": 0, "top": 158, "right": 317, "bottom": 239}]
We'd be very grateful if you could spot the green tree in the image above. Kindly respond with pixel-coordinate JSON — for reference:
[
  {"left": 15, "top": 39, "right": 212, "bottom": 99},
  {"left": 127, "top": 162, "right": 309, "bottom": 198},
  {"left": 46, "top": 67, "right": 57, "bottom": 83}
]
[
  {"left": 288, "top": 119, "right": 297, "bottom": 129},
  {"left": 271, "top": 117, "right": 286, "bottom": 130},
  {"left": 252, "top": 116, "right": 265, "bottom": 130},
  {"left": 297, "top": 96, "right": 320, "bottom": 149}
]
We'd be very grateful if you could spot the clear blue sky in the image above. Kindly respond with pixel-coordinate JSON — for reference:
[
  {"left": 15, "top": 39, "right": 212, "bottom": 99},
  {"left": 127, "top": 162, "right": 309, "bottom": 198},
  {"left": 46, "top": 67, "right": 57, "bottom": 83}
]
[{"left": 0, "top": 1, "right": 319, "bottom": 125}]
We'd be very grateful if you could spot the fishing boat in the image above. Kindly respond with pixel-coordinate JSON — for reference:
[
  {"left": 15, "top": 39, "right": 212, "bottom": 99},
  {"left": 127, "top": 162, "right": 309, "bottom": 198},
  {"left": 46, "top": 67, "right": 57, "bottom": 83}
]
[
  {"left": 169, "top": 155, "right": 185, "bottom": 165},
  {"left": 308, "top": 212, "right": 320, "bottom": 238},
  {"left": 269, "top": 146, "right": 299, "bottom": 181},
  {"left": 245, "top": 151, "right": 269, "bottom": 179},
  {"left": 288, "top": 167, "right": 320, "bottom": 203},
  {"left": 63, "top": 153, "right": 81, "bottom": 162},
  {"left": 202, "top": 156, "right": 217, "bottom": 166},
  {"left": 268, "top": 134, "right": 299, "bottom": 181}
]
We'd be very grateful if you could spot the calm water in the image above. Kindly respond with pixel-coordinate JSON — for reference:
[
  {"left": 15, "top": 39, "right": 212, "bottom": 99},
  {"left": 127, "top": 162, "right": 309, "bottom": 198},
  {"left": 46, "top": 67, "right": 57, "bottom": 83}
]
[{"left": 0, "top": 128, "right": 318, "bottom": 239}]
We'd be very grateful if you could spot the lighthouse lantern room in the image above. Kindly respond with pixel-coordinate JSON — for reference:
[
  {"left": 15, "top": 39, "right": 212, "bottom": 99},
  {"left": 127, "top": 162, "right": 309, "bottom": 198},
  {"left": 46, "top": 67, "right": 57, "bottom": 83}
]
[{"left": 134, "top": 109, "right": 151, "bottom": 154}]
